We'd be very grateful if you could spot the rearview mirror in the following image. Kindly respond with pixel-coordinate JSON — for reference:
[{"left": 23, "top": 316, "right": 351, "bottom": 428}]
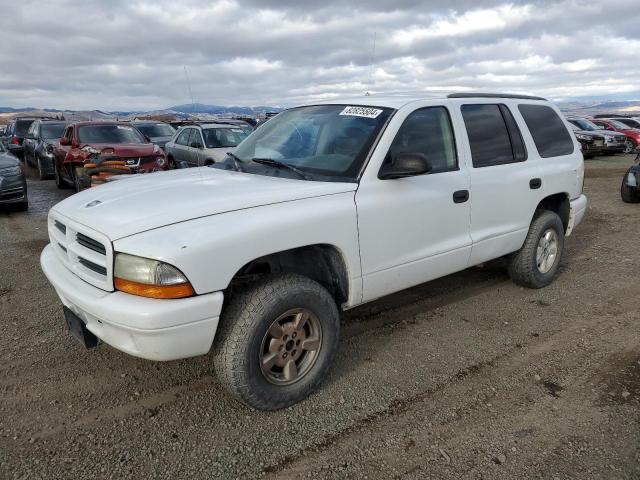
[
  {"left": 378, "top": 152, "right": 432, "bottom": 180},
  {"left": 59, "top": 137, "right": 71, "bottom": 146}
]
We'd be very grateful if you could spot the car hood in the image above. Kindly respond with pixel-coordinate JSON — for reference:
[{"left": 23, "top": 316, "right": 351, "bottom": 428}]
[
  {"left": 574, "top": 129, "right": 604, "bottom": 137},
  {"left": 86, "top": 143, "right": 159, "bottom": 156},
  {"left": 0, "top": 152, "right": 19, "bottom": 167},
  {"left": 51, "top": 167, "right": 357, "bottom": 240}
]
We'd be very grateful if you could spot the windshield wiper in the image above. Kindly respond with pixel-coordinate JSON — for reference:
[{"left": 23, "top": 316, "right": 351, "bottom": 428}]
[
  {"left": 226, "top": 152, "right": 245, "bottom": 172},
  {"left": 251, "top": 158, "right": 311, "bottom": 180}
]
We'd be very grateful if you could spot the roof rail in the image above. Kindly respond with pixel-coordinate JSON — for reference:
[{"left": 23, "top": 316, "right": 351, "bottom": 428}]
[{"left": 447, "top": 92, "right": 547, "bottom": 101}]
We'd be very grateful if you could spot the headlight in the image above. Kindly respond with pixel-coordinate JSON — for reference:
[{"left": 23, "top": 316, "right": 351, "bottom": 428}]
[
  {"left": 114, "top": 253, "right": 195, "bottom": 299},
  {"left": 156, "top": 156, "right": 166, "bottom": 167},
  {"left": 0, "top": 165, "right": 21, "bottom": 176},
  {"left": 604, "top": 136, "right": 613, "bottom": 142},
  {"left": 576, "top": 134, "right": 590, "bottom": 141},
  {"left": 81, "top": 145, "right": 101, "bottom": 155}
]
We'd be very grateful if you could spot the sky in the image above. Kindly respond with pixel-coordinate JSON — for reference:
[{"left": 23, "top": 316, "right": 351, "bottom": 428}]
[{"left": 1, "top": 0, "right": 639, "bottom": 111}]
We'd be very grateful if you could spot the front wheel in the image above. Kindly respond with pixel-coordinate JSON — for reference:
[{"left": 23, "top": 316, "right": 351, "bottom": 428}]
[
  {"left": 213, "top": 274, "right": 340, "bottom": 410},
  {"left": 508, "top": 211, "right": 565, "bottom": 289},
  {"left": 54, "top": 162, "right": 66, "bottom": 189},
  {"left": 624, "top": 139, "right": 636, "bottom": 154}
]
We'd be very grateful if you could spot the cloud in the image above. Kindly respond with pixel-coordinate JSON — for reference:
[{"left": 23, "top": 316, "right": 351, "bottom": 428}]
[{"left": 0, "top": 0, "right": 638, "bottom": 110}]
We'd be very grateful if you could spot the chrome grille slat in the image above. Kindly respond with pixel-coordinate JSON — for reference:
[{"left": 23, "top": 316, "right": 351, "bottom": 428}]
[
  {"left": 77, "top": 257, "right": 107, "bottom": 276},
  {"left": 76, "top": 232, "right": 106, "bottom": 255}
]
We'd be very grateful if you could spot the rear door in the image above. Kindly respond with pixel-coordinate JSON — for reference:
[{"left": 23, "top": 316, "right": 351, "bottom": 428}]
[{"left": 452, "top": 100, "right": 541, "bottom": 265}]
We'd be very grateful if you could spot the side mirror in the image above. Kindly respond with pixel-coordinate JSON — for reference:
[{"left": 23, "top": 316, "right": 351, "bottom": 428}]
[
  {"left": 190, "top": 141, "right": 204, "bottom": 149},
  {"left": 378, "top": 152, "right": 432, "bottom": 180},
  {"left": 59, "top": 137, "right": 71, "bottom": 146}
]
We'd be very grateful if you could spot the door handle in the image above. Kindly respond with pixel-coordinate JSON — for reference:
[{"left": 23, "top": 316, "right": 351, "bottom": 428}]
[
  {"left": 530, "top": 178, "right": 542, "bottom": 189},
  {"left": 452, "top": 190, "right": 469, "bottom": 204}
]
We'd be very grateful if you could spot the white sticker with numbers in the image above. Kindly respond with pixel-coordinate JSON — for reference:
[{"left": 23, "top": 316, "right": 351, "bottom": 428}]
[{"left": 339, "top": 106, "right": 383, "bottom": 119}]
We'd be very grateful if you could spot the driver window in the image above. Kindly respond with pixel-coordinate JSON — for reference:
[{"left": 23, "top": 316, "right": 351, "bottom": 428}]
[
  {"left": 176, "top": 128, "right": 191, "bottom": 146},
  {"left": 388, "top": 106, "right": 458, "bottom": 174}
]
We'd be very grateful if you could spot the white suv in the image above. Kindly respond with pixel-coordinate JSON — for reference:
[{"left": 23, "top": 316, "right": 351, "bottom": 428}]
[{"left": 41, "top": 93, "right": 587, "bottom": 410}]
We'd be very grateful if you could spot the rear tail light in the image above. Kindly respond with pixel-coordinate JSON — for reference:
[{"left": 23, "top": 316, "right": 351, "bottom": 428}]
[{"left": 11, "top": 136, "right": 20, "bottom": 145}]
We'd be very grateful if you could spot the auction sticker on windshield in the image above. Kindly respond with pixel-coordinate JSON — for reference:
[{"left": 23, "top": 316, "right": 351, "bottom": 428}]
[{"left": 339, "top": 106, "right": 383, "bottom": 118}]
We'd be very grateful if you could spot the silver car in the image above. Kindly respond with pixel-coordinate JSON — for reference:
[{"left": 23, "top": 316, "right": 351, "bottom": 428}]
[{"left": 164, "top": 123, "right": 249, "bottom": 167}]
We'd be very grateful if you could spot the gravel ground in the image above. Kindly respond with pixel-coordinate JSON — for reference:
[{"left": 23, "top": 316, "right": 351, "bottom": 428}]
[{"left": 1, "top": 155, "right": 639, "bottom": 479}]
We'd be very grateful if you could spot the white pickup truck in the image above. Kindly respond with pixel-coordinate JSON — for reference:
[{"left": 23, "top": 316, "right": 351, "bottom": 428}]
[{"left": 41, "top": 93, "right": 587, "bottom": 410}]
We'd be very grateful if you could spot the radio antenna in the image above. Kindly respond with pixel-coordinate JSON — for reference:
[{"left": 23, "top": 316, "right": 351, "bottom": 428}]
[
  {"left": 365, "top": 31, "right": 377, "bottom": 96},
  {"left": 183, "top": 65, "right": 196, "bottom": 118}
]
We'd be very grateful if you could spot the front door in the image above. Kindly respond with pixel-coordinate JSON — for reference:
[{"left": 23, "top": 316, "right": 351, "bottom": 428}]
[{"left": 356, "top": 105, "right": 472, "bottom": 303}]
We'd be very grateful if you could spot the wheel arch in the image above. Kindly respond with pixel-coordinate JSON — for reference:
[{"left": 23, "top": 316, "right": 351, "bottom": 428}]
[
  {"left": 535, "top": 192, "right": 570, "bottom": 232},
  {"left": 226, "top": 244, "right": 350, "bottom": 308}
]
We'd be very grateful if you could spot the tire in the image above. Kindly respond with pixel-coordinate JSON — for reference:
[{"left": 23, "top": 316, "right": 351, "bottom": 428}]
[
  {"left": 167, "top": 155, "right": 176, "bottom": 169},
  {"left": 17, "top": 201, "right": 28, "bottom": 212},
  {"left": 621, "top": 177, "right": 640, "bottom": 203},
  {"left": 54, "top": 163, "right": 66, "bottom": 189},
  {"left": 36, "top": 156, "right": 50, "bottom": 180},
  {"left": 508, "top": 211, "right": 565, "bottom": 289},
  {"left": 213, "top": 274, "right": 340, "bottom": 410},
  {"left": 624, "top": 139, "right": 636, "bottom": 154}
]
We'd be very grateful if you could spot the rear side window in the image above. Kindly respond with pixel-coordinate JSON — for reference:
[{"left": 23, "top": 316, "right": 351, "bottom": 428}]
[
  {"left": 388, "top": 106, "right": 457, "bottom": 173},
  {"left": 461, "top": 104, "right": 526, "bottom": 168},
  {"left": 518, "top": 104, "right": 574, "bottom": 158}
]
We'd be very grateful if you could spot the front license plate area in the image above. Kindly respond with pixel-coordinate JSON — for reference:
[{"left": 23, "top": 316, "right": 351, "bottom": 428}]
[{"left": 63, "top": 307, "right": 98, "bottom": 349}]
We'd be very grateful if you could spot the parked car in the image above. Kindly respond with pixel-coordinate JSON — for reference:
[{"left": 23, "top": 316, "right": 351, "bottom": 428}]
[
  {"left": 52, "top": 121, "right": 168, "bottom": 192},
  {"left": 41, "top": 93, "right": 587, "bottom": 410},
  {"left": 130, "top": 121, "right": 176, "bottom": 150},
  {"left": 164, "top": 123, "right": 249, "bottom": 167},
  {"left": 567, "top": 124, "right": 606, "bottom": 158},
  {"left": 566, "top": 117, "right": 627, "bottom": 154},
  {"left": 0, "top": 125, "right": 6, "bottom": 136},
  {"left": 23, "top": 120, "right": 70, "bottom": 180},
  {"left": 599, "top": 117, "right": 640, "bottom": 130},
  {"left": 590, "top": 118, "right": 640, "bottom": 154},
  {"left": 216, "top": 119, "right": 254, "bottom": 135},
  {"left": 621, "top": 152, "right": 640, "bottom": 203},
  {"left": 1, "top": 117, "right": 40, "bottom": 160},
  {"left": 0, "top": 143, "right": 27, "bottom": 210}
]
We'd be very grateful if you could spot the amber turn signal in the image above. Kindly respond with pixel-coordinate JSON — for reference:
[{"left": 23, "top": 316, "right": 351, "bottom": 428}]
[{"left": 114, "top": 277, "right": 195, "bottom": 299}]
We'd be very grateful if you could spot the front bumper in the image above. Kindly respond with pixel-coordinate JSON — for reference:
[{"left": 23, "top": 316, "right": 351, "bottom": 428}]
[
  {"left": 41, "top": 244, "right": 223, "bottom": 361},
  {"left": 566, "top": 194, "right": 588, "bottom": 237},
  {"left": 0, "top": 174, "right": 27, "bottom": 204}
]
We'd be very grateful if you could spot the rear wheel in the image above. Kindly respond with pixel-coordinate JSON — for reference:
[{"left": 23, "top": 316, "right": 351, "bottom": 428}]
[
  {"left": 213, "top": 274, "right": 340, "bottom": 410},
  {"left": 508, "top": 211, "right": 565, "bottom": 289},
  {"left": 36, "top": 156, "right": 49, "bottom": 180}
]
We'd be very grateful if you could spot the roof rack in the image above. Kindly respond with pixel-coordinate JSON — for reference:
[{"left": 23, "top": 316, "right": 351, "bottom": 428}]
[{"left": 447, "top": 92, "right": 547, "bottom": 101}]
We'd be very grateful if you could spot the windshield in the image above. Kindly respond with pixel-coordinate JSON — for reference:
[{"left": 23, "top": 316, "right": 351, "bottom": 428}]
[
  {"left": 607, "top": 119, "right": 629, "bottom": 129},
  {"left": 214, "top": 104, "right": 393, "bottom": 181},
  {"left": 78, "top": 125, "right": 145, "bottom": 144},
  {"left": 15, "top": 120, "right": 34, "bottom": 136},
  {"left": 203, "top": 127, "right": 248, "bottom": 148},
  {"left": 618, "top": 118, "right": 640, "bottom": 129},
  {"left": 41, "top": 123, "right": 66, "bottom": 140},
  {"left": 570, "top": 118, "right": 600, "bottom": 131},
  {"left": 134, "top": 123, "right": 175, "bottom": 137}
]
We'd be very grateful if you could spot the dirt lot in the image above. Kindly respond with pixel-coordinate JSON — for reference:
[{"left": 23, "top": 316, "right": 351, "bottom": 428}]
[{"left": 1, "top": 155, "right": 639, "bottom": 479}]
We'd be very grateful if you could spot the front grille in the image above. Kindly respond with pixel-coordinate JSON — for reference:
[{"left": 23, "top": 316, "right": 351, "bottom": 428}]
[
  {"left": 77, "top": 257, "right": 107, "bottom": 275},
  {"left": 48, "top": 212, "right": 114, "bottom": 291},
  {"left": 0, "top": 186, "right": 24, "bottom": 200},
  {"left": 76, "top": 232, "right": 106, "bottom": 255}
]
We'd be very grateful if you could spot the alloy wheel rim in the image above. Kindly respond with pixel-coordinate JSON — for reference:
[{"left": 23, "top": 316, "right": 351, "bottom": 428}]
[
  {"left": 536, "top": 228, "right": 559, "bottom": 274},
  {"left": 625, "top": 140, "right": 634, "bottom": 154},
  {"left": 259, "top": 308, "right": 322, "bottom": 386}
]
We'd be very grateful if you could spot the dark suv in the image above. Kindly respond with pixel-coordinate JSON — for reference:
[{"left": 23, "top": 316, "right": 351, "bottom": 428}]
[
  {"left": 23, "top": 120, "right": 69, "bottom": 179},
  {"left": 1, "top": 117, "right": 39, "bottom": 159}
]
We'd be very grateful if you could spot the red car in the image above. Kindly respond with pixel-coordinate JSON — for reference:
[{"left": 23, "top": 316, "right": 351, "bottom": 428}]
[
  {"left": 591, "top": 118, "right": 640, "bottom": 154},
  {"left": 52, "top": 121, "right": 169, "bottom": 191}
]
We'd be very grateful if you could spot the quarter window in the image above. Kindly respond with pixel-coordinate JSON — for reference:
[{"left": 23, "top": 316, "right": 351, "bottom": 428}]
[
  {"left": 387, "top": 106, "right": 458, "bottom": 173},
  {"left": 518, "top": 104, "right": 574, "bottom": 158}
]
